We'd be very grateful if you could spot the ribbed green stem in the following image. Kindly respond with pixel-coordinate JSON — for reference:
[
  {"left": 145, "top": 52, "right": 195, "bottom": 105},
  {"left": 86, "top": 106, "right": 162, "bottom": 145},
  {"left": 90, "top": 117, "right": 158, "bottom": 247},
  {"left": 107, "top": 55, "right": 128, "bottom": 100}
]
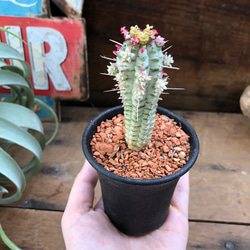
[{"left": 107, "top": 25, "right": 175, "bottom": 151}]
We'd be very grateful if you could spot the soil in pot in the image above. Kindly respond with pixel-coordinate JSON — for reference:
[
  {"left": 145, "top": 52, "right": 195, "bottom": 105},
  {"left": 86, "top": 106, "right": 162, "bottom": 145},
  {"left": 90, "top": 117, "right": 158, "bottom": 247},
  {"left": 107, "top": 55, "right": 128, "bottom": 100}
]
[{"left": 90, "top": 113, "right": 190, "bottom": 179}]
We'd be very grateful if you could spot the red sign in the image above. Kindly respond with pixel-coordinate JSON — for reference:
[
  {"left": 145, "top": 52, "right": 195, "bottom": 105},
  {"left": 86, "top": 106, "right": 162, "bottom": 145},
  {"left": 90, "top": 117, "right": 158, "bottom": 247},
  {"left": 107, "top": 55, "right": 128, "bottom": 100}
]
[{"left": 0, "top": 16, "right": 88, "bottom": 100}]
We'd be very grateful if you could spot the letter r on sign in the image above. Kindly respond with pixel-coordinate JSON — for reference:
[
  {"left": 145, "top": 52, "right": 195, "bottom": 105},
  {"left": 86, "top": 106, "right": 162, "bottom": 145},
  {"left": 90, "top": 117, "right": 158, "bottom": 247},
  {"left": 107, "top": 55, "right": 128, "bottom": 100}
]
[{"left": 26, "top": 27, "right": 71, "bottom": 91}]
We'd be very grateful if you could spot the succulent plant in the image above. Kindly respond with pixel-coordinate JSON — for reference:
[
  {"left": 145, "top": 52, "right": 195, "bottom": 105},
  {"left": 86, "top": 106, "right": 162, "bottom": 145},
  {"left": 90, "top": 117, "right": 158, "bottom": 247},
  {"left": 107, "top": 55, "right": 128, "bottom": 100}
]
[
  {"left": 105, "top": 25, "right": 178, "bottom": 151},
  {"left": 0, "top": 26, "right": 59, "bottom": 250},
  {"left": 0, "top": 28, "right": 59, "bottom": 201}
]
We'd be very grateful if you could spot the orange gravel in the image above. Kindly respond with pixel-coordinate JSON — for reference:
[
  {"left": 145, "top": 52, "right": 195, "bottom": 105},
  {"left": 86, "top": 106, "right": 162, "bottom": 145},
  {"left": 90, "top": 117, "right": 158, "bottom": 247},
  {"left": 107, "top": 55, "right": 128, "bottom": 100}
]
[{"left": 90, "top": 114, "right": 190, "bottom": 179}]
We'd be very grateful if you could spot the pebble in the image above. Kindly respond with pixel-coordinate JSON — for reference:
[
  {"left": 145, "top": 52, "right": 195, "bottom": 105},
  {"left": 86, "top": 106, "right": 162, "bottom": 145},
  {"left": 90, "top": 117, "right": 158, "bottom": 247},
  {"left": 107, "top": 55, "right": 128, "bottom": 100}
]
[
  {"left": 240, "top": 85, "right": 250, "bottom": 118},
  {"left": 91, "top": 113, "right": 190, "bottom": 179}
]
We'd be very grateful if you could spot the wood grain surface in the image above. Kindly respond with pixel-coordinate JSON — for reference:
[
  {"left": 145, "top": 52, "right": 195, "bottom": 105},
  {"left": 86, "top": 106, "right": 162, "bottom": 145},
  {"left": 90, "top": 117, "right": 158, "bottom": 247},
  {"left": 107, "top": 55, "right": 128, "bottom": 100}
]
[
  {"left": 0, "top": 106, "right": 249, "bottom": 249},
  {"left": 82, "top": 0, "right": 250, "bottom": 112}
]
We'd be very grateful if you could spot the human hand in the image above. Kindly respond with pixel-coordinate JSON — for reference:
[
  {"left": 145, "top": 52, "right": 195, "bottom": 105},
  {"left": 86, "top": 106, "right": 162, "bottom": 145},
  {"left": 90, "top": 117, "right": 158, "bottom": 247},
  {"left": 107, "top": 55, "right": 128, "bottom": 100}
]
[{"left": 61, "top": 160, "right": 189, "bottom": 250}]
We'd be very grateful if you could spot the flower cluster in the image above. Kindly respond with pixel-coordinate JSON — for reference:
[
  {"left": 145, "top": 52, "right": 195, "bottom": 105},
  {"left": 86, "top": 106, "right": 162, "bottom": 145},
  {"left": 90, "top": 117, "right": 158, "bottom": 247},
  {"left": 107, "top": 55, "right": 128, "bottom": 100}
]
[
  {"left": 107, "top": 63, "right": 119, "bottom": 75},
  {"left": 115, "top": 70, "right": 127, "bottom": 84},
  {"left": 119, "top": 48, "right": 135, "bottom": 63},
  {"left": 155, "top": 78, "right": 168, "bottom": 93},
  {"left": 120, "top": 24, "right": 165, "bottom": 47},
  {"left": 163, "top": 54, "right": 174, "bottom": 67},
  {"left": 134, "top": 69, "right": 152, "bottom": 101}
]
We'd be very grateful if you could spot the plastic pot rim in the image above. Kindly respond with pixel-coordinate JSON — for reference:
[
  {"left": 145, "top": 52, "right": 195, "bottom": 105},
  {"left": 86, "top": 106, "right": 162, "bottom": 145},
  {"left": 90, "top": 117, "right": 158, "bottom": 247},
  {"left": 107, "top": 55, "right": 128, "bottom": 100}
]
[{"left": 82, "top": 105, "right": 199, "bottom": 186}]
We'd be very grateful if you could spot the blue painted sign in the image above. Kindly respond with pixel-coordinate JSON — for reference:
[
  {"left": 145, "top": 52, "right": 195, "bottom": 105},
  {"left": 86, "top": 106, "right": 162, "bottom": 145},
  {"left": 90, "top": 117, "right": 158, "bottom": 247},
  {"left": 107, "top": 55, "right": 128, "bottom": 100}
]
[{"left": 0, "top": 0, "right": 48, "bottom": 17}]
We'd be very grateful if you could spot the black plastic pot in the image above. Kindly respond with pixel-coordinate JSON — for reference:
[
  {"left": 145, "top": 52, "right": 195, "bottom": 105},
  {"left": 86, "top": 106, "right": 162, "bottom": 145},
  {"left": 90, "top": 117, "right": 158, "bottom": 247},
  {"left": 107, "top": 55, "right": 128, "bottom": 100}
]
[{"left": 82, "top": 106, "right": 199, "bottom": 236}]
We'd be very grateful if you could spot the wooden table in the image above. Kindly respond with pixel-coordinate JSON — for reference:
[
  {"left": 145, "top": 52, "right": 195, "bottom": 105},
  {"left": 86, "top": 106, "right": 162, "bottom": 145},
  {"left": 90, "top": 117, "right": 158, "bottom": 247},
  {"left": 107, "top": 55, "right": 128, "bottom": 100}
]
[{"left": 1, "top": 106, "right": 250, "bottom": 249}]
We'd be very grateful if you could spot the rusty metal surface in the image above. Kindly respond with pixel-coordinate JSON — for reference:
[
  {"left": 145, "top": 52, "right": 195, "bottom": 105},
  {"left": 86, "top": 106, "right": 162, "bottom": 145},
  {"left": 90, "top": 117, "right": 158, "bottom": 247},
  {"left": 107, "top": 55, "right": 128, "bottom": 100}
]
[{"left": 51, "top": 0, "right": 84, "bottom": 18}]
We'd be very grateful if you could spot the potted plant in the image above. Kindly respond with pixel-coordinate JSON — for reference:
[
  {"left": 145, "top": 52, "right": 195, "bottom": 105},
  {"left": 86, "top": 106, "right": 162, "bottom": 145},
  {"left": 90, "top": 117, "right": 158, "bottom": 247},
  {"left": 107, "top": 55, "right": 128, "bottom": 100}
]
[
  {"left": 82, "top": 25, "right": 199, "bottom": 236},
  {"left": 0, "top": 27, "right": 58, "bottom": 249}
]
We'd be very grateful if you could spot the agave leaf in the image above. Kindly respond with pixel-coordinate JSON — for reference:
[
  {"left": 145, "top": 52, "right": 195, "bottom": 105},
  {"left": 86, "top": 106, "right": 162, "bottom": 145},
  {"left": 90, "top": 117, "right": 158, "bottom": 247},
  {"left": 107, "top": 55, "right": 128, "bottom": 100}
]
[
  {"left": 0, "top": 223, "right": 22, "bottom": 250},
  {"left": 34, "top": 98, "right": 59, "bottom": 145},
  {"left": 0, "top": 69, "right": 34, "bottom": 108},
  {"left": 0, "top": 64, "right": 25, "bottom": 78},
  {"left": 0, "top": 43, "right": 31, "bottom": 83},
  {"left": 0, "top": 43, "right": 23, "bottom": 61},
  {"left": 0, "top": 103, "right": 46, "bottom": 179},
  {"left": 0, "top": 186, "right": 8, "bottom": 197},
  {"left": 0, "top": 60, "right": 7, "bottom": 67},
  {"left": 0, "top": 99, "right": 59, "bottom": 146},
  {"left": 0, "top": 36, "right": 59, "bottom": 207},
  {"left": 0, "top": 118, "right": 43, "bottom": 160},
  {"left": 0, "top": 118, "right": 43, "bottom": 171},
  {"left": 0, "top": 225, "right": 21, "bottom": 250},
  {"left": 7, "top": 85, "right": 23, "bottom": 105},
  {"left": 0, "top": 102, "right": 45, "bottom": 149},
  {"left": 0, "top": 148, "right": 26, "bottom": 204}
]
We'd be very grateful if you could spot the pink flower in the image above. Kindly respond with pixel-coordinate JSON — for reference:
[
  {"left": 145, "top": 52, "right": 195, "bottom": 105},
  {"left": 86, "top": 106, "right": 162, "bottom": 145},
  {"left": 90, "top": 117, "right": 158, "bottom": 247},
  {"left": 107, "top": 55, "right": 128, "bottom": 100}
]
[
  {"left": 155, "top": 36, "right": 166, "bottom": 47},
  {"left": 120, "top": 26, "right": 128, "bottom": 34},
  {"left": 152, "top": 29, "right": 158, "bottom": 36},
  {"left": 160, "top": 69, "right": 168, "bottom": 76},
  {"left": 133, "top": 36, "right": 140, "bottom": 45},
  {"left": 115, "top": 44, "right": 121, "bottom": 50},
  {"left": 141, "top": 46, "right": 146, "bottom": 53}
]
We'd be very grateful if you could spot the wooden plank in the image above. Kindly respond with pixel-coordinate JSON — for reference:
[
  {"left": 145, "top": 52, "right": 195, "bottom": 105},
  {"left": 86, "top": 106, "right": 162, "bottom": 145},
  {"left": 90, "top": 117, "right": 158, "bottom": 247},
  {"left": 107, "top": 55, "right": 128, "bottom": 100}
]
[
  {"left": 0, "top": 208, "right": 64, "bottom": 250},
  {"left": 83, "top": 0, "right": 250, "bottom": 112},
  {"left": 187, "top": 221, "right": 250, "bottom": 249},
  {"left": 0, "top": 207, "right": 249, "bottom": 250},
  {"left": 187, "top": 111, "right": 250, "bottom": 224},
  {"left": 1, "top": 107, "right": 249, "bottom": 225}
]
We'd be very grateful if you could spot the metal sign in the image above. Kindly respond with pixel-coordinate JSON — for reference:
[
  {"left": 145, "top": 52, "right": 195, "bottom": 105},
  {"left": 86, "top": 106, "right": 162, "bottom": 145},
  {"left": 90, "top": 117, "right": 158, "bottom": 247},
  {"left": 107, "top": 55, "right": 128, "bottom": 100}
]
[
  {"left": 51, "top": 0, "right": 84, "bottom": 18},
  {"left": 0, "top": 0, "right": 49, "bottom": 17},
  {"left": 0, "top": 16, "right": 88, "bottom": 100}
]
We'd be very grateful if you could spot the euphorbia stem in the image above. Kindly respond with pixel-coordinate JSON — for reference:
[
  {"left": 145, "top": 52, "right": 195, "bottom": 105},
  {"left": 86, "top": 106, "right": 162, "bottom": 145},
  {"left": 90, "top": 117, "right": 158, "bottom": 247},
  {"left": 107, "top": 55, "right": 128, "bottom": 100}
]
[{"left": 106, "top": 25, "right": 177, "bottom": 151}]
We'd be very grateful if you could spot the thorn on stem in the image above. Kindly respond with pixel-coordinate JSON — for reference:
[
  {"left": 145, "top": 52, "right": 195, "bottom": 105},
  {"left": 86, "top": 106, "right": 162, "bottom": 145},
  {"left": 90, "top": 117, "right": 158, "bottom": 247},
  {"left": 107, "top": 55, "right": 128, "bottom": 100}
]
[
  {"left": 109, "top": 39, "right": 123, "bottom": 46},
  {"left": 163, "top": 45, "right": 172, "bottom": 53},
  {"left": 100, "top": 55, "right": 116, "bottom": 61}
]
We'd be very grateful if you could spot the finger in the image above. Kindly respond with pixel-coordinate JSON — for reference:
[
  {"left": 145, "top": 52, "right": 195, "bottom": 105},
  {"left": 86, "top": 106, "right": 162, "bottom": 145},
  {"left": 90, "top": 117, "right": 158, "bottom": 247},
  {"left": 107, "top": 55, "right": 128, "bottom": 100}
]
[
  {"left": 94, "top": 197, "right": 104, "bottom": 211},
  {"left": 171, "top": 172, "right": 189, "bottom": 217},
  {"left": 64, "top": 160, "right": 99, "bottom": 215},
  {"left": 159, "top": 173, "right": 189, "bottom": 237}
]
